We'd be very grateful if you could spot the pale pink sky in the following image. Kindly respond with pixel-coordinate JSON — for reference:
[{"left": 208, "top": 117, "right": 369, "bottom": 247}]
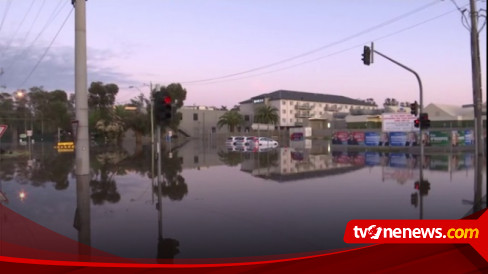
[{"left": 0, "top": 0, "right": 486, "bottom": 108}]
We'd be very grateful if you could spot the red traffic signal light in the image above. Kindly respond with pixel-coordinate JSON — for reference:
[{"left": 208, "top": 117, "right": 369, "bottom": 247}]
[
  {"left": 163, "top": 96, "right": 171, "bottom": 105},
  {"left": 414, "top": 181, "right": 420, "bottom": 190},
  {"left": 414, "top": 119, "right": 420, "bottom": 128},
  {"left": 154, "top": 91, "right": 173, "bottom": 124}
]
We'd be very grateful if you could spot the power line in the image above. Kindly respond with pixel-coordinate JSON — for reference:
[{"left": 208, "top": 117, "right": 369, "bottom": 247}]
[
  {"left": 1, "top": 0, "right": 36, "bottom": 57},
  {"left": 179, "top": 0, "right": 441, "bottom": 84},
  {"left": 184, "top": 5, "right": 465, "bottom": 87},
  {"left": 5, "top": 0, "right": 69, "bottom": 71},
  {"left": 19, "top": 8, "right": 74, "bottom": 88},
  {"left": 0, "top": 0, "right": 13, "bottom": 35},
  {"left": 20, "top": 0, "right": 47, "bottom": 48}
]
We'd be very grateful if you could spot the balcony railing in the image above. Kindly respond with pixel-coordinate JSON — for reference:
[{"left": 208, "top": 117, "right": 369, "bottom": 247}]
[{"left": 295, "top": 103, "right": 314, "bottom": 110}]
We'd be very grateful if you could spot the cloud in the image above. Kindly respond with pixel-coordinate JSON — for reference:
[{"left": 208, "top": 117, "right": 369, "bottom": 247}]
[{"left": 0, "top": 42, "right": 135, "bottom": 93}]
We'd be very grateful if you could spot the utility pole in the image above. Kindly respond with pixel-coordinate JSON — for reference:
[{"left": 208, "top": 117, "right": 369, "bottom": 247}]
[
  {"left": 74, "top": 0, "right": 90, "bottom": 175},
  {"left": 468, "top": 0, "right": 484, "bottom": 160}
]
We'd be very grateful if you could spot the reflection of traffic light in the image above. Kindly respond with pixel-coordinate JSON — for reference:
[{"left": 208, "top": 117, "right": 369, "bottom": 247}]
[
  {"left": 419, "top": 180, "right": 430, "bottom": 196},
  {"left": 158, "top": 237, "right": 180, "bottom": 259},
  {"left": 154, "top": 91, "right": 173, "bottom": 124},
  {"left": 362, "top": 46, "right": 371, "bottom": 65},
  {"left": 410, "top": 101, "right": 418, "bottom": 116},
  {"left": 419, "top": 113, "right": 430, "bottom": 129},
  {"left": 411, "top": 192, "right": 419, "bottom": 208}
]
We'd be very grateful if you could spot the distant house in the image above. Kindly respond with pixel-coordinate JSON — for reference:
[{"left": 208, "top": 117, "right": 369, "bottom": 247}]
[{"left": 239, "top": 90, "right": 377, "bottom": 131}]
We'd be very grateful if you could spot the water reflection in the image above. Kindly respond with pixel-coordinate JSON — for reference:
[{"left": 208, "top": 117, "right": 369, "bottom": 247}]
[{"left": 0, "top": 141, "right": 485, "bottom": 259}]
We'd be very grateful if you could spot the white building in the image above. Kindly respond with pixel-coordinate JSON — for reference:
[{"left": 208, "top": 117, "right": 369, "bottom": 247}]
[{"left": 239, "top": 90, "right": 377, "bottom": 130}]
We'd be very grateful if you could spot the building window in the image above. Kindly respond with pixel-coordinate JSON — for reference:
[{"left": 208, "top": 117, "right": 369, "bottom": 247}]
[
  {"left": 282, "top": 118, "right": 286, "bottom": 123},
  {"left": 282, "top": 101, "right": 286, "bottom": 105},
  {"left": 290, "top": 101, "right": 293, "bottom": 105},
  {"left": 282, "top": 109, "right": 286, "bottom": 114},
  {"left": 193, "top": 113, "right": 198, "bottom": 121},
  {"left": 290, "top": 118, "right": 293, "bottom": 122},
  {"left": 212, "top": 127, "right": 216, "bottom": 133},
  {"left": 244, "top": 115, "right": 250, "bottom": 121},
  {"left": 289, "top": 110, "right": 293, "bottom": 113},
  {"left": 194, "top": 156, "right": 199, "bottom": 164}
]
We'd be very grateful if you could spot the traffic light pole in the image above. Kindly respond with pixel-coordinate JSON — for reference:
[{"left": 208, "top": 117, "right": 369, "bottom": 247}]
[{"left": 372, "top": 49, "right": 425, "bottom": 182}]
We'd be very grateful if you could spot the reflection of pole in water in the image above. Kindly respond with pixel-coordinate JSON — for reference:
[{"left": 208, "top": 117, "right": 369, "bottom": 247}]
[
  {"left": 473, "top": 153, "right": 483, "bottom": 212},
  {"left": 74, "top": 174, "right": 91, "bottom": 257}
]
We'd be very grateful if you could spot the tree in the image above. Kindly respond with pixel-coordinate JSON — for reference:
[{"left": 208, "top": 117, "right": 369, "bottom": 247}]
[
  {"left": 119, "top": 93, "right": 150, "bottom": 145},
  {"left": 383, "top": 97, "right": 399, "bottom": 107},
  {"left": 217, "top": 110, "right": 243, "bottom": 133},
  {"left": 88, "top": 82, "right": 119, "bottom": 118},
  {"left": 255, "top": 105, "right": 279, "bottom": 131}
]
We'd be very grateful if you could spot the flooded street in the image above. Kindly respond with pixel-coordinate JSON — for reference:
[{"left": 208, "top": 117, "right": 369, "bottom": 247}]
[{"left": 0, "top": 140, "right": 486, "bottom": 259}]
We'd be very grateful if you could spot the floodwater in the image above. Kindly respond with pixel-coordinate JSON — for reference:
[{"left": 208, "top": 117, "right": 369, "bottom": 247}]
[{"left": 0, "top": 140, "right": 486, "bottom": 260}]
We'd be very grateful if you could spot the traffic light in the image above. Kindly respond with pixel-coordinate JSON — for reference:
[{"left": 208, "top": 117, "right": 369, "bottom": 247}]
[
  {"left": 414, "top": 118, "right": 420, "bottom": 128},
  {"left": 419, "top": 113, "right": 430, "bottom": 129},
  {"left": 362, "top": 46, "right": 371, "bottom": 65},
  {"left": 154, "top": 91, "right": 173, "bottom": 124},
  {"left": 414, "top": 181, "right": 420, "bottom": 190},
  {"left": 410, "top": 101, "right": 418, "bottom": 116}
]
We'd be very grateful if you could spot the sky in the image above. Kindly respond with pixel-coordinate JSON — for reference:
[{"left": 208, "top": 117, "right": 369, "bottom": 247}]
[{"left": 0, "top": 0, "right": 486, "bottom": 108}]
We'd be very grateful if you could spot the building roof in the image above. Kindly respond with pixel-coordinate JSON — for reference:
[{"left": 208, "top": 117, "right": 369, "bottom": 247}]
[
  {"left": 239, "top": 90, "right": 374, "bottom": 106},
  {"left": 424, "top": 103, "right": 487, "bottom": 120}
]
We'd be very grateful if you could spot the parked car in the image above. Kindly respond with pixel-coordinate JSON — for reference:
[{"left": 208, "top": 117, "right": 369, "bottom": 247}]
[
  {"left": 226, "top": 136, "right": 241, "bottom": 146},
  {"left": 253, "top": 137, "right": 279, "bottom": 147},
  {"left": 235, "top": 136, "right": 258, "bottom": 147}
]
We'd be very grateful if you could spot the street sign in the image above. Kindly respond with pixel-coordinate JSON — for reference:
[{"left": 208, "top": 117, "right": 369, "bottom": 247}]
[{"left": 0, "top": 125, "right": 7, "bottom": 138}]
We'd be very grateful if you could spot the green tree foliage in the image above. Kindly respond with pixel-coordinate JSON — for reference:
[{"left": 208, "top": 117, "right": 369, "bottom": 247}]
[
  {"left": 217, "top": 110, "right": 243, "bottom": 133},
  {"left": 88, "top": 82, "right": 119, "bottom": 118},
  {"left": 88, "top": 82, "right": 124, "bottom": 144},
  {"left": 28, "top": 87, "right": 72, "bottom": 139},
  {"left": 120, "top": 93, "right": 151, "bottom": 144},
  {"left": 255, "top": 105, "right": 279, "bottom": 125}
]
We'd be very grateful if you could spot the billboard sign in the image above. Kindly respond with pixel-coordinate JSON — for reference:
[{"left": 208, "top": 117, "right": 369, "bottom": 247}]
[
  {"left": 382, "top": 113, "right": 416, "bottom": 132},
  {"left": 364, "top": 132, "right": 380, "bottom": 146},
  {"left": 429, "top": 131, "right": 449, "bottom": 146}
]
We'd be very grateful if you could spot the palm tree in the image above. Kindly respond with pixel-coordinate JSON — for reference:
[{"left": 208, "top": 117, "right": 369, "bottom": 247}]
[
  {"left": 217, "top": 110, "right": 243, "bottom": 133},
  {"left": 255, "top": 105, "right": 279, "bottom": 132}
]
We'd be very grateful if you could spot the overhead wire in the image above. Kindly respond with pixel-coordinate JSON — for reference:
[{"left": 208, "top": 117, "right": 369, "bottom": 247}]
[
  {"left": 19, "top": 8, "right": 74, "bottom": 87},
  {"left": 0, "top": 0, "right": 13, "bottom": 35},
  {"left": 179, "top": 0, "right": 442, "bottom": 84},
  {"left": 5, "top": 0, "right": 69, "bottom": 71},
  {"left": 1, "top": 0, "right": 36, "bottom": 57},
  {"left": 183, "top": 3, "right": 467, "bottom": 86},
  {"left": 20, "top": 0, "right": 47, "bottom": 48}
]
